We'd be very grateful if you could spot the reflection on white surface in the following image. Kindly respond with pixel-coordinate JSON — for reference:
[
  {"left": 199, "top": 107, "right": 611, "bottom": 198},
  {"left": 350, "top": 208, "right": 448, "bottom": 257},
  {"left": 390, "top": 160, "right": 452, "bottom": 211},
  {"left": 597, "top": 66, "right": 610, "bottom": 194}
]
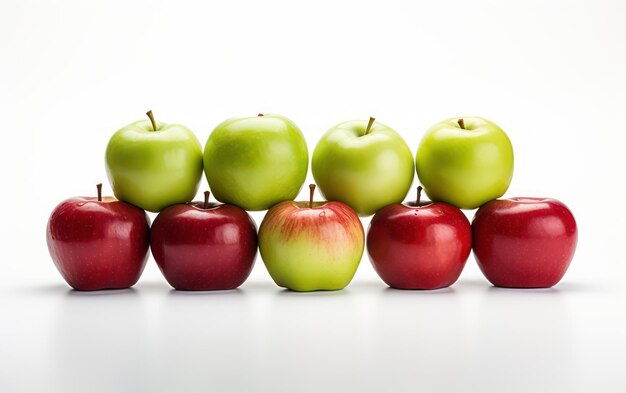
[
  {"left": 2, "top": 279, "right": 624, "bottom": 392},
  {"left": 50, "top": 288, "right": 148, "bottom": 392}
]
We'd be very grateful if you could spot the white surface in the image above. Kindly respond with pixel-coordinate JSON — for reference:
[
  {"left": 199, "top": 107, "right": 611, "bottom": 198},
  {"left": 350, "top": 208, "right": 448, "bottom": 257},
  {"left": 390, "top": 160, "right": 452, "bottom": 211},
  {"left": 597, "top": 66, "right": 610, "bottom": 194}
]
[
  {"left": 1, "top": 0, "right": 625, "bottom": 392},
  {"left": 3, "top": 279, "right": 625, "bottom": 393}
]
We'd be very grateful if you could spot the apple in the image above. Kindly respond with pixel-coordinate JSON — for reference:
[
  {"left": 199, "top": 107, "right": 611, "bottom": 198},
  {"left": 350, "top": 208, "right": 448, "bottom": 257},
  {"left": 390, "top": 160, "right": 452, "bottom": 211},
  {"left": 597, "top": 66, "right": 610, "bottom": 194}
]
[
  {"left": 258, "top": 184, "right": 364, "bottom": 291},
  {"left": 150, "top": 191, "right": 258, "bottom": 291},
  {"left": 415, "top": 117, "right": 514, "bottom": 209},
  {"left": 105, "top": 110, "right": 204, "bottom": 212},
  {"left": 46, "top": 184, "right": 151, "bottom": 291},
  {"left": 472, "top": 197, "right": 578, "bottom": 288},
  {"left": 312, "top": 117, "right": 414, "bottom": 216},
  {"left": 367, "top": 186, "right": 472, "bottom": 289},
  {"left": 203, "top": 113, "right": 308, "bottom": 211}
]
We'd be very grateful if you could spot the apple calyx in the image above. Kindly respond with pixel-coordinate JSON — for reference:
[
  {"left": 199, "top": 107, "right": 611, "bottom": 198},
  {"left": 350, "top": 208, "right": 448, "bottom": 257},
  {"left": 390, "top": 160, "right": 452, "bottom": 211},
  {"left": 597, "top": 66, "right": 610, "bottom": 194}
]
[
  {"left": 309, "top": 184, "right": 316, "bottom": 208},
  {"left": 96, "top": 183, "right": 103, "bottom": 202},
  {"left": 457, "top": 118, "right": 465, "bottom": 130},
  {"left": 203, "top": 191, "right": 211, "bottom": 209},
  {"left": 146, "top": 110, "right": 158, "bottom": 131},
  {"left": 364, "top": 116, "right": 376, "bottom": 135}
]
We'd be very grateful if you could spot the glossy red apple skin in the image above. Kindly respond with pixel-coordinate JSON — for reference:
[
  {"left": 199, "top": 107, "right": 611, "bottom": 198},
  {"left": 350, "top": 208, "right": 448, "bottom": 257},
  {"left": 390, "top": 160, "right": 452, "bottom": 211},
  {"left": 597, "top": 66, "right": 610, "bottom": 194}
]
[
  {"left": 367, "top": 201, "right": 472, "bottom": 290},
  {"left": 46, "top": 197, "right": 151, "bottom": 291},
  {"left": 472, "top": 198, "right": 578, "bottom": 288},
  {"left": 150, "top": 201, "right": 257, "bottom": 291}
]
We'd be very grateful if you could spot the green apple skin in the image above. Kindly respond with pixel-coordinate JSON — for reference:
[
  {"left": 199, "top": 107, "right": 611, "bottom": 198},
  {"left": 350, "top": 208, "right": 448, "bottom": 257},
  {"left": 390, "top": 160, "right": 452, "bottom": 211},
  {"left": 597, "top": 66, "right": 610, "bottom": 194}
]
[
  {"left": 105, "top": 119, "right": 203, "bottom": 213},
  {"left": 259, "top": 201, "right": 364, "bottom": 291},
  {"left": 416, "top": 117, "right": 514, "bottom": 210},
  {"left": 203, "top": 114, "right": 308, "bottom": 211},
  {"left": 311, "top": 120, "right": 414, "bottom": 216}
]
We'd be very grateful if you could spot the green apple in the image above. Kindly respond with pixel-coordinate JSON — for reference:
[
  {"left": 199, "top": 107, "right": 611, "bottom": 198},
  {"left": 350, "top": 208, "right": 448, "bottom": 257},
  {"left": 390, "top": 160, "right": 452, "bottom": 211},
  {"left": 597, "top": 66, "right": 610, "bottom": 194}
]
[
  {"left": 203, "top": 114, "right": 308, "bottom": 211},
  {"left": 105, "top": 111, "right": 203, "bottom": 212},
  {"left": 259, "top": 185, "right": 364, "bottom": 291},
  {"left": 312, "top": 117, "right": 414, "bottom": 216},
  {"left": 416, "top": 117, "right": 514, "bottom": 209}
]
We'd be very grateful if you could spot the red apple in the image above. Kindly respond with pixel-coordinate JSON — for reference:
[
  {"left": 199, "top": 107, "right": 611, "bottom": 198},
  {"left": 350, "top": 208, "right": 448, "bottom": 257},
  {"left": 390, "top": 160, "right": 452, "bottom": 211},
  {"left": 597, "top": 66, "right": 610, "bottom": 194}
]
[
  {"left": 472, "top": 197, "right": 578, "bottom": 288},
  {"left": 367, "top": 186, "right": 472, "bottom": 289},
  {"left": 150, "top": 192, "right": 257, "bottom": 290},
  {"left": 46, "top": 184, "right": 151, "bottom": 291}
]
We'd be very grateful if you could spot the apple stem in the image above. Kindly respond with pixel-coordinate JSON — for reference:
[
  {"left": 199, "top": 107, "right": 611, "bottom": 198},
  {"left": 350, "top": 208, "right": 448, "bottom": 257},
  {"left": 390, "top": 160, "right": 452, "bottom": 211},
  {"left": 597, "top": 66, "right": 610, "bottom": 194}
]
[
  {"left": 96, "top": 183, "right": 102, "bottom": 202},
  {"left": 416, "top": 186, "right": 422, "bottom": 205},
  {"left": 258, "top": 113, "right": 264, "bottom": 117},
  {"left": 204, "top": 191, "right": 210, "bottom": 209},
  {"left": 309, "top": 184, "right": 315, "bottom": 208},
  {"left": 457, "top": 118, "right": 465, "bottom": 130},
  {"left": 146, "top": 110, "right": 158, "bottom": 131},
  {"left": 365, "top": 116, "right": 376, "bottom": 135}
]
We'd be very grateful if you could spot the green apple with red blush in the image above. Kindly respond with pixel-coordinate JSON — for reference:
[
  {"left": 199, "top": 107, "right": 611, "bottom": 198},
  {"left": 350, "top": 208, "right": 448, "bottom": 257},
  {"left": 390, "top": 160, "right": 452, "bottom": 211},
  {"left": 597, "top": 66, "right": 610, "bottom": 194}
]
[{"left": 258, "top": 184, "right": 364, "bottom": 291}]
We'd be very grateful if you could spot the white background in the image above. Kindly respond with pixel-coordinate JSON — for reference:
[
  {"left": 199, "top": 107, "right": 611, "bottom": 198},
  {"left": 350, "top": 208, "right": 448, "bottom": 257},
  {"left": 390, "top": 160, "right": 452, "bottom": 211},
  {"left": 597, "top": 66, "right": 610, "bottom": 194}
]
[{"left": 1, "top": 0, "right": 625, "bottom": 392}]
